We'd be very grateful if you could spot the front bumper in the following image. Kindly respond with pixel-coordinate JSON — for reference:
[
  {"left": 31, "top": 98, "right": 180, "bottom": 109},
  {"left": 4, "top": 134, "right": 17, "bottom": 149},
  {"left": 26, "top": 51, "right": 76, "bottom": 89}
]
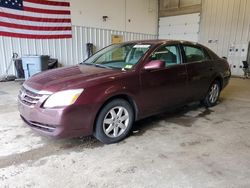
[
  {"left": 18, "top": 100, "right": 95, "bottom": 138},
  {"left": 17, "top": 85, "right": 97, "bottom": 138}
]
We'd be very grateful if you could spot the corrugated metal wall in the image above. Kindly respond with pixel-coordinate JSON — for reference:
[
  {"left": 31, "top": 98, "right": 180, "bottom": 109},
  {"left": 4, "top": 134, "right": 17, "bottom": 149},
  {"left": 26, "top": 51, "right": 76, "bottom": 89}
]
[
  {"left": 199, "top": 0, "right": 250, "bottom": 57},
  {"left": 0, "top": 25, "right": 157, "bottom": 76}
]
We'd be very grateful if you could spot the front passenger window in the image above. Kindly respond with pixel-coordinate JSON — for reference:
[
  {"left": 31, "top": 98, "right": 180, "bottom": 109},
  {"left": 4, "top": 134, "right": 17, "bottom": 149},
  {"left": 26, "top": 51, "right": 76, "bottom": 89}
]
[{"left": 150, "top": 45, "right": 181, "bottom": 66}]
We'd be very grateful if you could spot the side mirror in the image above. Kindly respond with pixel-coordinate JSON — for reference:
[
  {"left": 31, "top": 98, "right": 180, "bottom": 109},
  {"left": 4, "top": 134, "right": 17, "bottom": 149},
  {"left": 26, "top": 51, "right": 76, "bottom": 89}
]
[{"left": 144, "top": 60, "right": 165, "bottom": 70}]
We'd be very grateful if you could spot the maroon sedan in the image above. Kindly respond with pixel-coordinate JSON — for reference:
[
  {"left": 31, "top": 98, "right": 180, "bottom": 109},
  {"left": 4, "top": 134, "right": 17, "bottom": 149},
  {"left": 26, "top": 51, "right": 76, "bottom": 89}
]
[{"left": 18, "top": 40, "right": 230, "bottom": 144}]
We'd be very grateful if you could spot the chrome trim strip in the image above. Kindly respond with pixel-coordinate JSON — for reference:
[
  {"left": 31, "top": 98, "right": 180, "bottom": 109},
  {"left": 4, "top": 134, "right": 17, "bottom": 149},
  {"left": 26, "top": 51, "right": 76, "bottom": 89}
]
[
  {"left": 22, "top": 83, "right": 52, "bottom": 95},
  {"left": 22, "top": 98, "right": 38, "bottom": 104},
  {"left": 39, "top": 90, "right": 53, "bottom": 95},
  {"left": 22, "top": 83, "right": 39, "bottom": 94},
  {"left": 31, "top": 122, "right": 55, "bottom": 131},
  {"left": 18, "top": 97, "right": 35, "bottom": 108}
]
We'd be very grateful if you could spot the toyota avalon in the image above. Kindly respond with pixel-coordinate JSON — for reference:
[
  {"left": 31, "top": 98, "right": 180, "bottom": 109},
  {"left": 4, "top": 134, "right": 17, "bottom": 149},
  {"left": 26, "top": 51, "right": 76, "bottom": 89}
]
[{"left": 18, "top": 40, "right": 231, "bottom": 144}]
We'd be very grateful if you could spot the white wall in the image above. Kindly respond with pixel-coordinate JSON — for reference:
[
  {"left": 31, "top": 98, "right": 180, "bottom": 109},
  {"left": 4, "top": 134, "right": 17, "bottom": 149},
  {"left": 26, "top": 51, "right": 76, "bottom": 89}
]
[
  {"left": 199, "top": 0, "right": 250, "bottom": 58},
  {"left": 0, "top": 0, "right": 159, "bottom": 76},
  {"left": 125, "top": 0, "right": 158, "bottom": 34},
  {"left": 0, "top": 26, "right": 157, "bottom": 76},
  {"left": 70, "top": 0, "right": 158, "bottom": 35}
]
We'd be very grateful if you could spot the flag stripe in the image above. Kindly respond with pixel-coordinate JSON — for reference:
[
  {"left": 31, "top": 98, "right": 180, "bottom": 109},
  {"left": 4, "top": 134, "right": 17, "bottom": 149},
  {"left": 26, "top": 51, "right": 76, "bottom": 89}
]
[
  {"left": 0, "top": 12, "right": 71, "bottom": 23},
  {"left": 24, "top": 0, "right": 70, "bottom": 7},
  {"left": 0, "top": 17, "right": 71, "bottom": 27},
  {"left": 0, "top": 0, "right": 72, "bottom": 39},
  {"left": 0, "top": 26, "right": 72, "bottom": 35},
  {"left": 0, "top": 21, "right": 71, "bottom": 31},
  {"left": 23, "top": 1, "right": 70, "bottom": 11},
  {"left": 23, "top": 6, "right": 70, "bottom": 15},
  {"left": 0, "top": 7, "right": 71, "bottom": 19},
  {"left": 0, "top": 31, "right": 72, "bottom": 39}
]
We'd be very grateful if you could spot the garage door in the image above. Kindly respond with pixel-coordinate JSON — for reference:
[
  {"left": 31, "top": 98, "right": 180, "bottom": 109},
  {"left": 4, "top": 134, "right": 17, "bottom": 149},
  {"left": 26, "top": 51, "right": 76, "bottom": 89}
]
[{"left": 159, "top": 13, "right": 200, "bottom": 42}]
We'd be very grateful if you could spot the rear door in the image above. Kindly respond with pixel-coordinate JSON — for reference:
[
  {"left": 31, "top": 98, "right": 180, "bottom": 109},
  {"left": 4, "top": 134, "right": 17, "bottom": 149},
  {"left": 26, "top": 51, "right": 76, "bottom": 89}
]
[
  {"left": 181, "top": 44, "right": 214, "bottom": 101},
  {"left": 139, "top": 43, "right": 188, "bottom": 115}
]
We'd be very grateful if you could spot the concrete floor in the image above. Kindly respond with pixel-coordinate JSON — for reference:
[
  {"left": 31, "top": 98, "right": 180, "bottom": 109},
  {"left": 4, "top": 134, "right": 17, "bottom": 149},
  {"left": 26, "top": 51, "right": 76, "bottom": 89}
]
[{"left": 0, "top": 78, "right": 250, "bottom": 188}]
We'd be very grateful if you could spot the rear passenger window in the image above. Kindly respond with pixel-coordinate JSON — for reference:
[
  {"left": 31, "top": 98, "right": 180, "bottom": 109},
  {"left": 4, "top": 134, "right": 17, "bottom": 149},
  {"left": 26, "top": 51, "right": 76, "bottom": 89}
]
[{"left": 183, "top": 46, "right": 209, "bottom": 63}]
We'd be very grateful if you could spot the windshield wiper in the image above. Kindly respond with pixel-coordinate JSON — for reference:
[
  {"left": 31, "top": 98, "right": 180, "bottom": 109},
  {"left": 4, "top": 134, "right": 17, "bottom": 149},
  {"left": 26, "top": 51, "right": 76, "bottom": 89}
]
[
  {"left": 94, "top": 64, "right": 112, "bottom": 69},
  {"left": 81, "top": 62, "right": 94, "bottom": 66},
  {"left": 81, "top": 62, "right": 114, "bottom": 70}
]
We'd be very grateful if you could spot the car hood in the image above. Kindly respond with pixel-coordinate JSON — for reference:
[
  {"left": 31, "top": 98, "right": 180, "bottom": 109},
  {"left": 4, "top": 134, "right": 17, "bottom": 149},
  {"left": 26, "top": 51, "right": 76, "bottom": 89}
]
[{"left": 24, "top": 65, "right": 121, "bottom": 92}]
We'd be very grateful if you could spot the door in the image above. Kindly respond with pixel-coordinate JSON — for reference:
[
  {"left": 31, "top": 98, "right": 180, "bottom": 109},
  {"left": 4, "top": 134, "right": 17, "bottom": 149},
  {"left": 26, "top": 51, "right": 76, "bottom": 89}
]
[
  {"left": 139, "top": 44, "right": 188, "bottom": 115},
  {"left": 159, "top": 13, "right": 200, "bottom": 42},
  {"left": 181, "top": 44, "right": 214, "bottom": 101}
]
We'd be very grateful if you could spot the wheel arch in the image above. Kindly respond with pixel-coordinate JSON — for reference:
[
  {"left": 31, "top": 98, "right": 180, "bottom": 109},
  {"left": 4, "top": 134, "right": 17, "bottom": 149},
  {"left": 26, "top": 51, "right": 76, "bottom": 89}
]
[
  {"left": 93, "top": 94, "right": 138, "bottom": 132},
  {"left": 213, "top": 74, "right": 223, "bottom": 89},
  {"left": 202, "top": 74, "right": 223, "bottom": 101}
]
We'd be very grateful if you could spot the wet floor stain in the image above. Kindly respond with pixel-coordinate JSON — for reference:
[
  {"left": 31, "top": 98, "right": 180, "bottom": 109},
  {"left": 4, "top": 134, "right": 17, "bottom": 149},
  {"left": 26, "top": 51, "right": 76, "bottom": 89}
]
[
  {"left": 132, "top": 117, "right": 160, "bottom": 137},
  {"left": 202, "top": 153, "right": 210, "bottom": 157},
  {"left": 0, "top": 91, "right": 8, "bottom": 95},
  {"left": 37, "top": 159, "right": 48, "bottom": 166},
  {"left": 0, "top": 103, "right": 216, "bottom": 169},
  {"left": 158, "top": 153, "right": 168, "bottom": 159},
  {"left": 180, "top": 141, "right": 201, "bottom": 147},
  {"left": 180, "top": 138, "right": 214, "bottom": 147},
  {"left": 14, "top": 135, "right": 23, "bottom": 139},
  {"left": 60, "top": 136, "right": 103, "bottom": 150},
  {"left": 168, "top": 116, "right": 195, "bottom": 127},
  {"left": 0, "top": 128, "right": 12, "bottom": 133},
  {"left": 131, "top": 103, "right": 214, "bottom": 136},
  {"left": 198, "top": 108, "right": 214, "bottom": 118},
  {"left": 0, "top": 136, "right": 103, "bottom": 169},
  {"left": 115, "top": 166, "right": 138, "bottom": 174}
]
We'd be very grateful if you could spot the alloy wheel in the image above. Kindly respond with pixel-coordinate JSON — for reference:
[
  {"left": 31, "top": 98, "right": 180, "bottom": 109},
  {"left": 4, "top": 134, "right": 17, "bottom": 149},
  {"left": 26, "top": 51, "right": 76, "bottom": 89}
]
[
  {"left": 208, "top": 83, "right": 219, "bottom": 104},
  {"left": 103, "top": 106, "right": 130, "bottom": 138}
]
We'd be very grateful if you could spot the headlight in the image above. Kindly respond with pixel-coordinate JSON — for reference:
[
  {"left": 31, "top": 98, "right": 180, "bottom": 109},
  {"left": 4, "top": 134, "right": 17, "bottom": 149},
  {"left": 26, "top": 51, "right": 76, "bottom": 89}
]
[{"left": 43, "top": 89, "right": 84, "bottom": 108}]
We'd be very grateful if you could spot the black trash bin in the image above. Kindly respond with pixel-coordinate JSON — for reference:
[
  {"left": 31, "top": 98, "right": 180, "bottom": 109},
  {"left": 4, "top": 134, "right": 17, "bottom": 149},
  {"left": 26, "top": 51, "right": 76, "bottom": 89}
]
[
  {"left": 14, "top": 58, "right": 24, "bottom": 79},
  {"left": 48, "top": 58, "right": 58, "bottom": 69}
]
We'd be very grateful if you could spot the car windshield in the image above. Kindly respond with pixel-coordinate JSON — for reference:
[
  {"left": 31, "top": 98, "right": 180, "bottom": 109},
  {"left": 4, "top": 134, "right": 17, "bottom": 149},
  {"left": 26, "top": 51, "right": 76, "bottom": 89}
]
[{"left": 82, "top": 43, "right": 151, "bottom": 70}]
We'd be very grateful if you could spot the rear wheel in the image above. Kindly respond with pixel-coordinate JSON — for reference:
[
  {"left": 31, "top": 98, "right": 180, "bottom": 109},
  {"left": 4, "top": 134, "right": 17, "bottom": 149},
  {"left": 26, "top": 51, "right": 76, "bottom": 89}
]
[
  {"left": 202, "top": 80, "right": 221, "bottom": 107},
  {"left": 94, "top": 99, "right": 134, "bottom": 144}
]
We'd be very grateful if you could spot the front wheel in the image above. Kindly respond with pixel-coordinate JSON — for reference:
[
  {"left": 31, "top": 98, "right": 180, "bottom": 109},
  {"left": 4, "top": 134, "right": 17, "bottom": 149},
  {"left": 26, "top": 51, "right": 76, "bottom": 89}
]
[
  {"left": 202, "top": 80, "right": 221, "bottom": 107},
  {"left": 94, "top": 99, "right": 134, "bottom": 144}
]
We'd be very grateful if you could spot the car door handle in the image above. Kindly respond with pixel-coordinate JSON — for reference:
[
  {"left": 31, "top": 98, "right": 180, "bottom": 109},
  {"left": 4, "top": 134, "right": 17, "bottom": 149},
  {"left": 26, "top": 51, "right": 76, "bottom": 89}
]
[
  {"left": 209, "top": 67, "right": 214, "bottom": 71},
  {"left": 192, "top": 76, "right": 201, "bottom": 81},
  {"left": 178, "top": 72, "right": 188, "bottom": 76}
]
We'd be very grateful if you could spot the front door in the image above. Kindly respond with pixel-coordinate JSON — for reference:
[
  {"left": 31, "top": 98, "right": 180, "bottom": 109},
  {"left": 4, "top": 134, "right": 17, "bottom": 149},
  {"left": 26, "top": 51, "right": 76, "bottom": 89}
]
[{"left": 139, "top": 44, "right": 188, "bottom": 116}]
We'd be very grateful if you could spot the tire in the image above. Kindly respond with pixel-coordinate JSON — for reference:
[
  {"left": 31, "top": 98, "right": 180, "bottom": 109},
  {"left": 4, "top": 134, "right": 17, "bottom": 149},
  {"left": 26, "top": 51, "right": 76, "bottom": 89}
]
[
  {"left": 94, "top": 99, "right": 134, "bottom": 144},
  {"left": 202, "top": 80, "right": 221, "bottom": 107}
]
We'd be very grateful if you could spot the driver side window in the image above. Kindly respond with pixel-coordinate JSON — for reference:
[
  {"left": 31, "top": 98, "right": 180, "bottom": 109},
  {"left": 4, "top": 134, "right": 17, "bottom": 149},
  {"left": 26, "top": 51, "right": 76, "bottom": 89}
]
[{"left": 150, "top": 45, "right": 181, "bottom": 66}]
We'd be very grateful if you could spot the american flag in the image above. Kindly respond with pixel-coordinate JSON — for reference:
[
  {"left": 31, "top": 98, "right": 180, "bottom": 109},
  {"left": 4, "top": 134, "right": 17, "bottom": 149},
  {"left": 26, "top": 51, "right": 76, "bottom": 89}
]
[{"left": 0, "top": 0, "right": 72, "bottom": 39}]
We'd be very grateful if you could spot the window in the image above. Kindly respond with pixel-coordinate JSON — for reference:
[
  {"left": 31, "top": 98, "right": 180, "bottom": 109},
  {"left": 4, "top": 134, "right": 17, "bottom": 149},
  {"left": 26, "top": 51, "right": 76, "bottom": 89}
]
[
  {"left": 84, "top": 43, "right": 151, "bottom": 69},
  {"left": 183, "top": 45, "right": 209, "bottom": 63},
  {"left": 162, "top": 0, "right": 201, "bottom": 9},
  {"left": 126, "top": 45, "right": 151, "bottom": 65},
  {"left": 94, "top": 46, "right": 126, "bottom": 64},
  {"left": 160, "top": 0, "right": 201, "bottom": 17},
  {"left": 151, "top": 45, "right": 181, "bottom": 66}
]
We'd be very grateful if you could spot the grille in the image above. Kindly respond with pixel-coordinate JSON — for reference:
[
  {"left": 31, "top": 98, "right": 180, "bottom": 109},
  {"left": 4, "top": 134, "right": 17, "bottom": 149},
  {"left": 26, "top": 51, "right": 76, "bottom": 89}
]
[
  {"left": 18, "top": 86, "right": 44, "bottom": 107},
  {"left": 21, "top": 116, "right": 55, "bottom": 132}
]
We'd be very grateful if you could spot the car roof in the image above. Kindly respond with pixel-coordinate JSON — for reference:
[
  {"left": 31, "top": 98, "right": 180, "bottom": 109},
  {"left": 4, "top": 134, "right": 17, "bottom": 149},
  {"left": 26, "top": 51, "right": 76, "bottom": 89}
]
[
  {"left": 124, "top": 39, "right": 203, "bottom": 46},
  {"left": 121, "top": 39, "right": 219, "bottom": 59}
]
